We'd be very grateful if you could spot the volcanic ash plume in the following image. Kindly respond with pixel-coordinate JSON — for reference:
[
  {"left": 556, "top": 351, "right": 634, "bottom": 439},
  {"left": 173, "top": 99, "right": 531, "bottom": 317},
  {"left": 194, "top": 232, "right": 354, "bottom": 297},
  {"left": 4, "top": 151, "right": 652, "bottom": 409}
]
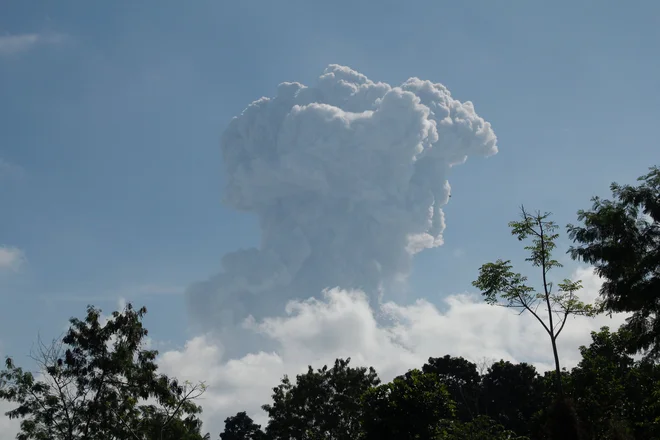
[{"left": 187, "top": 65, "right": 497, "bottom": 330}]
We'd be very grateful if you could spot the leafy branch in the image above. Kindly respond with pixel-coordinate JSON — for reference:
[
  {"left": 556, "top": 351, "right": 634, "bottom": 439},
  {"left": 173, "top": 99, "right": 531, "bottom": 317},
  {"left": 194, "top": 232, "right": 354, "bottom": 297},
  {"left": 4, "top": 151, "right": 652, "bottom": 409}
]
[{"left": 473, "top": 207, "right": 596, "bottom": 397}]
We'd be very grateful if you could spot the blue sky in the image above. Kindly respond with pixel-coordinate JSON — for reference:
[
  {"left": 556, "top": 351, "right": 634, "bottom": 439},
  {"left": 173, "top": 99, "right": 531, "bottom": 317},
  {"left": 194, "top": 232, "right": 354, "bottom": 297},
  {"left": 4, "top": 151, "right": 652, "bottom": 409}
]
[{"left": 1, "top": 0, "right": 659, "bottom": 366}]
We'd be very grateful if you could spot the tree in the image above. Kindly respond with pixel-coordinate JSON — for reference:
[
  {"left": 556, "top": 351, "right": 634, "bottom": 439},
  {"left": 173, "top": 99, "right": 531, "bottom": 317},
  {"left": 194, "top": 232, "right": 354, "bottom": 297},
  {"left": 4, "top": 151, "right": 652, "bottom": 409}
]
[
  {"left": 569, "top": 327, "right": 634, "bottom": 438},
  {"left": 567, "top": 166, "right": 660, "bottom": 359},
  {"left": 219, "top": 412, "right": 266, "bottom": 440},
  {"left": 421, "top": 355, "right": 481, "bottom": 421},
  {"left": 361, "top": 369, "right": 455, "bottom": 440},
  {"left": 135, "top": 396, "right": 209, "bottom": 440},
  {"left": 440, "top": 416, "right": 529, "bottom": 440},
  {"left": 568, "top": 327, "right": 660, "bottom": 439},
  {"left": 0, "top": 303, "right": 207, "bottom": 440},
  {"left": 542, "top": 397, "right": 584, "bottom": 440},
  {"left": 473, "top": 207, "right": 595, "bottom": 397},
  {"left": 480, "top": 361, "right": 545, "bottom": 437},
  {"left": 262, "top": 358, "right": 379, "bottom": 440}
]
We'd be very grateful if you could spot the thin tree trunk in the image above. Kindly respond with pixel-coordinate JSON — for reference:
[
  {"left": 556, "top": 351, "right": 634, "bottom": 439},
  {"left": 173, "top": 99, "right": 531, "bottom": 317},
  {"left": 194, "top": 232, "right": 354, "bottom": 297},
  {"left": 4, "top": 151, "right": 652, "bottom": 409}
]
[
  {"left": 538, "top": 215, "right": 564, "bottom": 398},
  {"left": 550, "top": 336, "right": 564, "bottom": 398}
]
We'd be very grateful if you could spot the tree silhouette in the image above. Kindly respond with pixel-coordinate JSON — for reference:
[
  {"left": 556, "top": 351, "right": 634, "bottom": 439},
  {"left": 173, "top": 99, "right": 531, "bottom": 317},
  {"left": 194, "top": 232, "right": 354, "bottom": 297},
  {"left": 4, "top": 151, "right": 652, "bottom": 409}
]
[
  {"left": 568, "top": 165, "right": 660, "bottom": 359},
  {"left": 0, "top": 303, "right": 207, "bottom": 440}
]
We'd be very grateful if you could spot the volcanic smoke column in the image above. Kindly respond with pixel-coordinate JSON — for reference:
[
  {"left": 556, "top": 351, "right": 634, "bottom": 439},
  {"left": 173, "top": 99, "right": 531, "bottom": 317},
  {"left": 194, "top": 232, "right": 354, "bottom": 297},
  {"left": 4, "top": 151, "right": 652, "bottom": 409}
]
[{"left": 187, "top": 65, "right": 498, "bottom": 330}]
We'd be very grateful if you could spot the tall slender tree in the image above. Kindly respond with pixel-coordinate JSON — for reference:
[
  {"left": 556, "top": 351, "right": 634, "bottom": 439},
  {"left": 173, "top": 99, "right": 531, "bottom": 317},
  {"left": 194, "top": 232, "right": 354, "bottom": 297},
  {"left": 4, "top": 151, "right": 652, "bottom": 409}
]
[{"left": 473, "top": 207, "right": 595, "bottom": 397}]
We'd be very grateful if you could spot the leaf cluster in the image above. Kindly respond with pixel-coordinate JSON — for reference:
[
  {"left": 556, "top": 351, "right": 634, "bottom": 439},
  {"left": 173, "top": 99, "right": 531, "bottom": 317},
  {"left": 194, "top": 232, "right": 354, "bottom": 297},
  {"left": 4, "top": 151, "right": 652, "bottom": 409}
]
[{"left": 0, "top": 304, "right": 207, "bottom": 440}]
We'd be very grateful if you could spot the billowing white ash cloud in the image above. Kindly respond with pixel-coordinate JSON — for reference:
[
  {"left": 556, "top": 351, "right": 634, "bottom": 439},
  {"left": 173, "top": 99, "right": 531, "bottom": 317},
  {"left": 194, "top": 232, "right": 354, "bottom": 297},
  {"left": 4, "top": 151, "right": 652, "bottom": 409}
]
[{"left": 187, "top": 65, "right": 497, "bottom": 332}]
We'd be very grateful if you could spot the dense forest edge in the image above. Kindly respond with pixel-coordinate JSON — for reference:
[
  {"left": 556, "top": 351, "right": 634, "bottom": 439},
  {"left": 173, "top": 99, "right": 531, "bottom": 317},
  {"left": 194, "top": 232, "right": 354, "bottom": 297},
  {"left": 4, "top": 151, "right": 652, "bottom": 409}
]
[{"left": 1, "top": 166, "right": 659, "bottom": 439}]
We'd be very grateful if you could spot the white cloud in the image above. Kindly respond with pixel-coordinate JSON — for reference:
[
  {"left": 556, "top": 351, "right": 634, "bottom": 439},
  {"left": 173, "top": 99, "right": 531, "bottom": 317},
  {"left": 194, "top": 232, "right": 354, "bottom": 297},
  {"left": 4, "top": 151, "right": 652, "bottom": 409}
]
[
  {"left": 160, "top": 267, "right": 628, "bottom": 436},
  {"left": 0, "top": 33, "right": 66, "bottom": 56},
  {"left": 0, "top": 34, "right": 39, "bottom": 55},
  {"left": 188, "top": 64, "right": 497, "bottom": 331},
  {"left": 0, "top": 391, "right": 20, "bottom": 440},
  {"left": 0, "top": 247, "right": 24, "bottom": 272}
]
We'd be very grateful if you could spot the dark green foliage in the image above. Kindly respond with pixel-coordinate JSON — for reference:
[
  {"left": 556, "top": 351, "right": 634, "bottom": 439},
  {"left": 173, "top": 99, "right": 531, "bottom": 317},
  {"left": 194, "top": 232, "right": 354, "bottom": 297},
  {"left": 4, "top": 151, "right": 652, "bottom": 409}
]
[
  {"left": 570, "top": 327, "right": 634, "bottom": 438},
  {"left": 361, "top": 369, "right": 455, "bottom": 440},
  {"left": 0, "top": 303, "right": 207, "bottom": 440},
  {"left": 138, "top": 405, "right": 209, "bottom": 440},
  {"left": 262, "top": 358, "right": 379, "bottom": 440},
  {"left": 480, "top": 361, "right": 546, "bottom": 437},
  {"left": 604, "top": 420, "right": 635, "bottom": 440},
  {"left": 219, "top": 412, "right": 266, "bottom": 440},
  {"left": 568, "top": 166, "right": 660, "bottom": 359},
  {"left": 568, "top": 327, "right": 660, "bottom": 439},
  {"left": 421, "top": 355, "right": 481, "bottom": 421},
  {"left": 543, "top": 398, "right": 583, "bottom": 440},
  {"left": 440, "top": 416, "right": 529, "bottom": 440}
]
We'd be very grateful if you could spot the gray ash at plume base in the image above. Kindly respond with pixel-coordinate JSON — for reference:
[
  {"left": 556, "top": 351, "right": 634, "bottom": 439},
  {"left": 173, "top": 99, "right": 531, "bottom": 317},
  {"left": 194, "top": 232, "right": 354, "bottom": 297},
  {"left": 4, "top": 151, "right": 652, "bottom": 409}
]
[{"left": 186, "top": 65, "right": 498, "bottom": 335}]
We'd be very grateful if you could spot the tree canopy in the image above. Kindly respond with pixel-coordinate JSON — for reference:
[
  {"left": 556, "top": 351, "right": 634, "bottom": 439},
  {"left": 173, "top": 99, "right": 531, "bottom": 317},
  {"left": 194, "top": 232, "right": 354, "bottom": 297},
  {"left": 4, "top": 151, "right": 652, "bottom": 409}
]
[
  {"left": 220, "top": 326, "right": 660, "bottom": 440},
  {"left": 361, "top": 369, "right": 455, "bottom": 440},
  {"left": 0, "top": 303, "right": 208, "bottom": 440},
  {"left": 568, "top": 166, "right": 660, "bottom": 359},
  {"left": 219, "top": 412, "right": 265, "bottom": 440},
  {"left": 261, "top": 358, "right": 379, "bottom": 440}
]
